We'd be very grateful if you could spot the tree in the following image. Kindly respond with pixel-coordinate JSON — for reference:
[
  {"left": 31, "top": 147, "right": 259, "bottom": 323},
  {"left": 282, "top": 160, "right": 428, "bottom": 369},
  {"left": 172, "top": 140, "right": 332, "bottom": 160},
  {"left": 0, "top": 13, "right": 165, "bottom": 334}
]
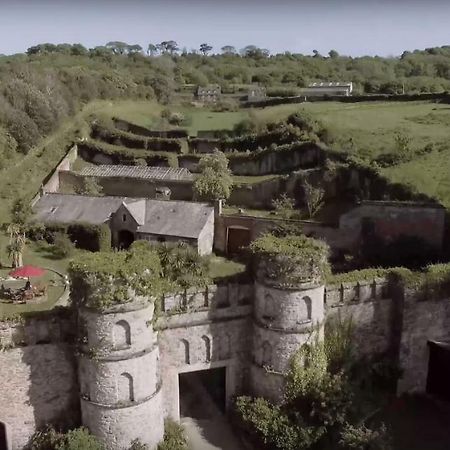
[
  {"left": 147, "top": 44, "right": 158, "bottom": 56},
  {"left": 160, "top": 41, "right": 179, "bottom": 55},
  {"left": 128, "top": 44, "right": 143, "bottom": 54},
  {"left": 303, "top": 179, "right": 324, "bottom": 218},
  {"left": 105, "top": 41, "right": 129, "bottom": 55},
  {"left": 193, "top": 151, "right": 233, "bottom": 202},
  {"left": 221, "top": 45, "right": 236, "bottom": 55},
  {"left": 312, "top": 49, "right": 321, "bottom": 58},
  {"left": 199, "top": 43, "right": 213, "bottom": 56},
  {"left": 328, "top": 49, "right": 339, "bottom": 59},
  {"left": 76, "top": 177, "right": 103, "bottom": 196},
  {"left": 7, "top": 223, "right": 26, "bottom": 268}
]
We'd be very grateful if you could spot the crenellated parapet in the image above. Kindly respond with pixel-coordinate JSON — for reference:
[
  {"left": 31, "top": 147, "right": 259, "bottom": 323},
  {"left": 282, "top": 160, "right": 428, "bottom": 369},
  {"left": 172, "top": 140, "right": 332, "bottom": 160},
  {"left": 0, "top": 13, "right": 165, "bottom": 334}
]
[{"left": 325, "top": 277, "right": 390, "bottom": 308}]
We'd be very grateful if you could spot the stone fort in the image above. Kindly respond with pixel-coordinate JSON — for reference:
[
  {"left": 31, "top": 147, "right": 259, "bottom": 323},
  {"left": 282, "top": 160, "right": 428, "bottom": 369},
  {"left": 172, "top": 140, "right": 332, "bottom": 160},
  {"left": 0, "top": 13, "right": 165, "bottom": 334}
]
[{"left": 1, "top": 252, "right": 450, "bottom": 450}]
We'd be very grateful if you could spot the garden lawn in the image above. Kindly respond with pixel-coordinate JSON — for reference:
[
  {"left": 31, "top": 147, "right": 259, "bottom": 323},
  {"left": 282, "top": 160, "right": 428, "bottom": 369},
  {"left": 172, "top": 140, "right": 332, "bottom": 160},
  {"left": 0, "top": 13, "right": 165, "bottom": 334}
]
[
  {"left": 180, "top": 108, "right": 247, "bottom": 136},
  {"left": 0, "top": 235, "right": 85, "bottom": 318},
  {"left": 208, "top": 255, "right": 246, "bottom": 280}
]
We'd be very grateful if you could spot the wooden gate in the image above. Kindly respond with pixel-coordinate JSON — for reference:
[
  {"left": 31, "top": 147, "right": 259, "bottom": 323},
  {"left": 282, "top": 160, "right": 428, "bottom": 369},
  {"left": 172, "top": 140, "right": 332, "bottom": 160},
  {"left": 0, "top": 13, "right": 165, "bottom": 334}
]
[{"left": 226, "top": 227, "right": 251, "bottom": 255}]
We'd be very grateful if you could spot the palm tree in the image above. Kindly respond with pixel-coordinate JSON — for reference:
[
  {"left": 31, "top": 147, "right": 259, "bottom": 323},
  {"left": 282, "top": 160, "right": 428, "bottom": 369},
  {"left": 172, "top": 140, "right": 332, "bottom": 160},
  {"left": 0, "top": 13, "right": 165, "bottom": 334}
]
[{"left": 7, "top": 223, "right": 26, "bottom": 268}]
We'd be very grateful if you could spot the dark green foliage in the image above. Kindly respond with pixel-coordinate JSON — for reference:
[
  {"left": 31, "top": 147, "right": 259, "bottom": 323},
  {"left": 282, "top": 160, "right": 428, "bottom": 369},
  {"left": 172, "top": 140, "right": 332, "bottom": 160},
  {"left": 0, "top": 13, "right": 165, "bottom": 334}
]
[
  {"left": 339, "top": 423, "right": 391, "bottom": 450},
  {"left": 156, "top": 242, "right": 211, "bottom": 289},
  {"left": 29, "top": 426, "right": 103, "bottom": 450},
  {"left": 75, "top": 177, "right": 103, "bottom": 196},
  {"left": 157, "top": 419, "right": 188, "bottom": 450},
  {"left": 52, "top": 232, "right": 75, "bottom": 258}
]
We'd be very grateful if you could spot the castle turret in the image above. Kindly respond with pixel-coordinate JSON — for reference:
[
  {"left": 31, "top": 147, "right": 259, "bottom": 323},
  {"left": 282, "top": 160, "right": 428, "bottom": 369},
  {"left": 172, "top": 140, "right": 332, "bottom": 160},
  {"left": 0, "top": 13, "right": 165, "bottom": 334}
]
[
  {"left": 71, "top": 254, "right": 164, "bottom": 449},
  {"left": 250, "top": 234, "right": 328, "bottom": 402}
]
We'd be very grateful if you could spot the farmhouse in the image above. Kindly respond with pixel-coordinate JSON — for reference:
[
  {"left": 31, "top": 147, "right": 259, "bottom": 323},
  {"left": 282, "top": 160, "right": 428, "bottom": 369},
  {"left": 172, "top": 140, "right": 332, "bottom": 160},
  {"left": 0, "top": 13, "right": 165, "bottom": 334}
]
[
  {"left": 196, "top": 84, "right": 221, "bottom": 103},
  {"left": 301, "top": 81, "right": 353, "bottom": 97},
  {"left": 33, "top": 193, "right": 215, "bottom": 255}
]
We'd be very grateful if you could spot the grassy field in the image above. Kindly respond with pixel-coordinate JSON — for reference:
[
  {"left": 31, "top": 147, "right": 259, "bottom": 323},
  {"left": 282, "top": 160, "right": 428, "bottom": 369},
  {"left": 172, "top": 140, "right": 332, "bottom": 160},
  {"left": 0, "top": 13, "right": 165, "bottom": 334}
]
[{"left": 297, "top": 100, "right": 450, "bottom": 157}]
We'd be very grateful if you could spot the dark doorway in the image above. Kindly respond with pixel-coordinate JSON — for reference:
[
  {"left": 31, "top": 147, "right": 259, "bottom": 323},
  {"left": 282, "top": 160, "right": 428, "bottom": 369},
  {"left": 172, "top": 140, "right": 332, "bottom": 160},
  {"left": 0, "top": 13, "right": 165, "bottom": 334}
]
[
  {"left": 179, "top": 367, "right": 226, "bottom": 418},
  {"left": 426, "top": 341, "right": 450, "bottom": 401},
  {"left": 0, "top": 422, "right": 8, "bottom": 450},
  {"left": 227, "top": 227, "right": 251, "bottom": 255},
  {"left": 118, "top": 230, "right": 135, "bottom": 250}
]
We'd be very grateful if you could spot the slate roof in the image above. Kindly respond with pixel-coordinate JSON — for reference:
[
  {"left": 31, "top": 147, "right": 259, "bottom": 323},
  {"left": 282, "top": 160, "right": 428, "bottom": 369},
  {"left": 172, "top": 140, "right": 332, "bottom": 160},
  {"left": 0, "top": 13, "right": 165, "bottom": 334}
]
[
  {"left": 79, "top": 165, "right": 193, "bottom": 181},
  {"left": 33, "top": 194, "right": 213, "bottom": 239}
]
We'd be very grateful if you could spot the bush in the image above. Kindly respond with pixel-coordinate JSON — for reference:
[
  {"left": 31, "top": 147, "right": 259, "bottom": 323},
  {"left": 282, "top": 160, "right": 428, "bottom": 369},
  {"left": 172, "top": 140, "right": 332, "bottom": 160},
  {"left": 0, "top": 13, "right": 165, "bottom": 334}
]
[
  {"left": 29, "top": 427, "right": 104, "bottom": 450},
  {"left": 53, "top": 232, "right": 75, "bottom": 258},
  {"left": 339, "top": 423, "right": 391, "bottom": 450},
  {"left": 157, "top": 419, "right": 188, "bottom": 450},
  {"left": 168, "top": 112, "right": 185, "bottom": 126}
]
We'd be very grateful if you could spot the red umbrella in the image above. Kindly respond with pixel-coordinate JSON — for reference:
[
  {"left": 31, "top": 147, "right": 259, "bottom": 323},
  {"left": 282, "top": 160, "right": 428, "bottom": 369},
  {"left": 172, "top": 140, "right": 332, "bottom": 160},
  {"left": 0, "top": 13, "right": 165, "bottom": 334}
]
[{"left": 9, "top": 265, "right": 46, "bottom": 278}]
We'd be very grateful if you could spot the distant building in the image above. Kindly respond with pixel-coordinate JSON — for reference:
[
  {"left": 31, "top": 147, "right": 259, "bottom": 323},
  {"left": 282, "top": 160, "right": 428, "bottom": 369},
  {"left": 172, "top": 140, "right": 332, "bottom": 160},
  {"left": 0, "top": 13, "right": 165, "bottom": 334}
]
[
  {"left": 301, "top": 82, "right": 353, "bottom": 97},
  {"left": 33, "top": 193, "right": 215, "bottom": 255},
  {"left": 196, "top": 84, "right": 221, "bottom": 103},
  {"left": 247, "top": 86, "right": 266, "bottom": 102}
]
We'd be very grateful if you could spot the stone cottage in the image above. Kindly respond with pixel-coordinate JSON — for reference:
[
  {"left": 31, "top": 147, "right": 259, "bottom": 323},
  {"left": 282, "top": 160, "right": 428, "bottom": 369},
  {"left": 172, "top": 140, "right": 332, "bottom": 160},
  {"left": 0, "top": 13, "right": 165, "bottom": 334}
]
[
  {"left": 196, "top": 84, "right": 221, "bottom": 103},
  {"left": 33, "top": 193, "right": 215, "bottom": 255}
]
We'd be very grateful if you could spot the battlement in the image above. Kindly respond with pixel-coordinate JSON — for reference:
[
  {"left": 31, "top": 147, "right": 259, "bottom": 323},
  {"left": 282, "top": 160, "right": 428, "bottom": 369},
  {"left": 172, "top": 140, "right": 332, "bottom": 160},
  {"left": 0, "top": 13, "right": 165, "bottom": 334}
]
[{"left": 325, "top": 277, "right": 390, "bottom": 307}]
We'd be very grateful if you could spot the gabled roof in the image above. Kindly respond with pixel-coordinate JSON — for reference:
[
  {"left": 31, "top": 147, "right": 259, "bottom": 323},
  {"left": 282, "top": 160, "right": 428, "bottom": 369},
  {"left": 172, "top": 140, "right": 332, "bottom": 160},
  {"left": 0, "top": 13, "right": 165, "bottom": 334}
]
[
  {"left": 33, "top": 194, "right": 214, "bottom": 239},
  {"left": 122, "top": 200, "right": 146, "bottom": 225}
]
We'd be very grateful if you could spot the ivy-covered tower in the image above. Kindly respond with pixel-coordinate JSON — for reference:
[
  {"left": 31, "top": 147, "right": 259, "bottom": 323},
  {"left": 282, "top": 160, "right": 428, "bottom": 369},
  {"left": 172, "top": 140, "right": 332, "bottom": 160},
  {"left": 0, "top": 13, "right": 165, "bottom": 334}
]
[
  {"left": 250, "top": 234, "right": 328, "bottom": 402},
  {"left": 71, "top": 252, "right": 164, "bottom": 449}
]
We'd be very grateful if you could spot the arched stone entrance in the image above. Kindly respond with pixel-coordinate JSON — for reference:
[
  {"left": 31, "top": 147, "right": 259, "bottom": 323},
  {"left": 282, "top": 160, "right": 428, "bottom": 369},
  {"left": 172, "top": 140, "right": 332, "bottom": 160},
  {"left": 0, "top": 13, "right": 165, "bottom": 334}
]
[
  {"left": 226, "top": 226, "right": 251, "bottom": 255},
  {"left": 118, "top": 230, "right": 135, "bottom": 250}
]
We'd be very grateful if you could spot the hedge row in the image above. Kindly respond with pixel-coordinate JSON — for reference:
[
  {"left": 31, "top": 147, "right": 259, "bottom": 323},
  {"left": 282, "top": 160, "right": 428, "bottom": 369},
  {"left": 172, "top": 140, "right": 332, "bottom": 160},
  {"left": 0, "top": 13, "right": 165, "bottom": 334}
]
[
  {"left": 27, "top": 222, "right": 112, "bottom": 252},
  {"left": 242, "top": 92, "right": 450, "bottom": 108},
  {"left": 78, "top": 139, "right": 178, "bottom": 167},
  {"left": 91, "top": 123, "right": 184, "bottom": 153},
  {"left": 113, "top": 117, "right": 189, "bottom": 139}
]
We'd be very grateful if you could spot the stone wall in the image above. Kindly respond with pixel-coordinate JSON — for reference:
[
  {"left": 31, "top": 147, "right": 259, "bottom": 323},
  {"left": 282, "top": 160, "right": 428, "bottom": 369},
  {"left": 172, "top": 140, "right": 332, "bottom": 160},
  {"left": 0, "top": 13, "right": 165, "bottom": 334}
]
[
  {"left": 339, "top": 201, "right": 446, "bottom": 250},
  {"left": 397, "top": 292, "right": 450, "bottom": 394},
  {"left": 157, "top": 282, "right": 253, "bottom": 419},
  {"left": 325, "top": 278, "right": 399, "bottom": 358},
  {"left": 215, "top": 214, "right": 355, "bottom": 255},
  {"left": 59, "top": 171, "right": 194, "bottom": 201},
  {"left": 0, "top": 312, "right": 79, "bottom": 450}
]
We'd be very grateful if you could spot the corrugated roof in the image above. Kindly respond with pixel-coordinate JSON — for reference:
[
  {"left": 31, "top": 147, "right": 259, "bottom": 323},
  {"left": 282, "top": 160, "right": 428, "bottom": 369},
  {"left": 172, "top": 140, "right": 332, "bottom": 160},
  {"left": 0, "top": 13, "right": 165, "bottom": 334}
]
[
  {"left": 79, "top": 165, "right": 193, "bottom": 181},
  {"left": 33, "top": 194, "right": 213, "bottom": 239}
]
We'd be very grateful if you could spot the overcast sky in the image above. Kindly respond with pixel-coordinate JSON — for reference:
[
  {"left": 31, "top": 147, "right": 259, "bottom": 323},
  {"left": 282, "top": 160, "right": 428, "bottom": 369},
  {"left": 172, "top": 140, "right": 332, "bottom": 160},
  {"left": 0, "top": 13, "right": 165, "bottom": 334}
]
[{"left": 0, "top": 0, "right": 449, "bottom": 56}]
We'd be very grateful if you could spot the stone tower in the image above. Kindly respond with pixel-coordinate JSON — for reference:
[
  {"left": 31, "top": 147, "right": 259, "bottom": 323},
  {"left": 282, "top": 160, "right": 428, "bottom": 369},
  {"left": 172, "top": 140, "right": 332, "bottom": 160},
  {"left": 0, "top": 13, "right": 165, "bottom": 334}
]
[
  {"left": 77, "top": 294, "right": 164, "bottom": 449},
  {"left": 250, "top": 238, "right": 326, "bottom": 402}
]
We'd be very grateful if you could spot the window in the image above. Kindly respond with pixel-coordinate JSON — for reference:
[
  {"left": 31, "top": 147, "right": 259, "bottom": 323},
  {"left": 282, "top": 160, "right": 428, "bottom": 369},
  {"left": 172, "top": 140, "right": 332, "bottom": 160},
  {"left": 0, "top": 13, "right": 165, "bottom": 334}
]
[
  {"left": 122, "top": 214, "right": 127, "bottom": 222},
  {"left": 201, "top": 335, "right": 211, "bottom": 362},
  {"left": 180, "top": 339, "right": 190, "bottom": 364},
  {"left": 113, "top": 320, "right": 131, "bottom": 349},
  {"left": 119, "top": 372, "right": 134, "bottom": 402}
]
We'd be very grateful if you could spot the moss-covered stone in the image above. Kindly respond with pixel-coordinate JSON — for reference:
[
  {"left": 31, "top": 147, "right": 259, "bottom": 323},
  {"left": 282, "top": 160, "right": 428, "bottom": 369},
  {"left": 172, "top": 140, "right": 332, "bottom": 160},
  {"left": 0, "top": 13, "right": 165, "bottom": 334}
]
[{"left": 250, "top": 234, "right": 330, "bottom": 287}]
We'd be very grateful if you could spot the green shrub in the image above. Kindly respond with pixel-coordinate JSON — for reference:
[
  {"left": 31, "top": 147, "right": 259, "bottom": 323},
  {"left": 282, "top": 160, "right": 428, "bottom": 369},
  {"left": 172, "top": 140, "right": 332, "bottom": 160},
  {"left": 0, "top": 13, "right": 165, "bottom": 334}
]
[
  {"left": 250, "top": 233, "right": 330, "bottom": 285},
  {"left": 29, "top": 427, "right": 103, "bottom": 450},
  {"left": 53, "top": 232, "right": 75, "bottom": 258},
  {"left": 339, "top": 423, "right": 391, "bottom": 450},
  {"left": 157, "top": 419, "right": 188, "bottom": 450}
]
